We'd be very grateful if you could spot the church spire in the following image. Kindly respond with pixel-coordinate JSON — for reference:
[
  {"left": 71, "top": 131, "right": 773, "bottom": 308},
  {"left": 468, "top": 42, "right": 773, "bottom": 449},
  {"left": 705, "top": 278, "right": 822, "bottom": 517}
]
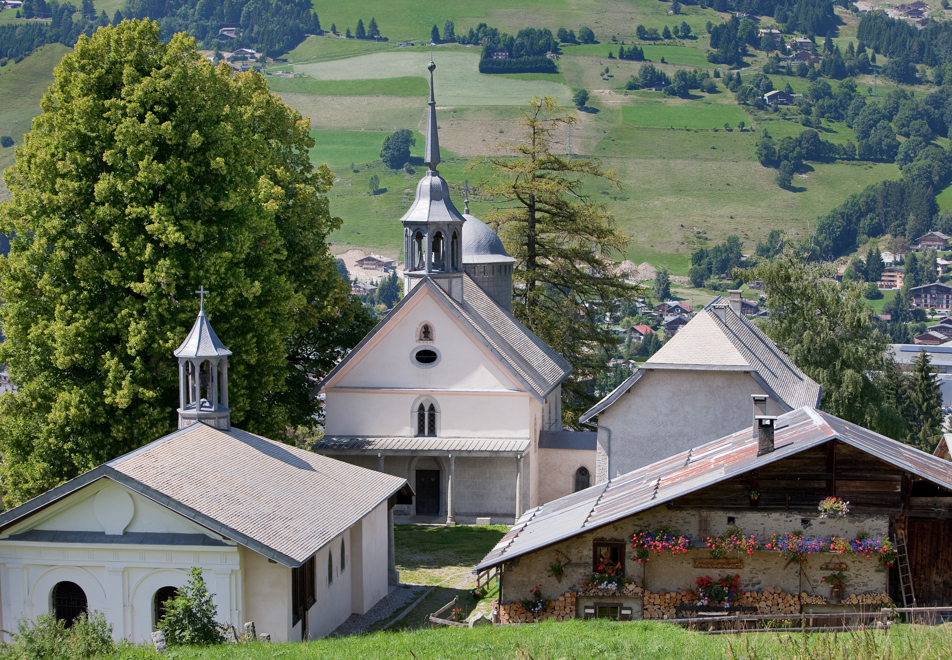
[
  {"left": 174, "top": 287, "right": 232, "bottom": 430},
  {"left": 424, "top": 61, "right": 440, "bottom": 172}
]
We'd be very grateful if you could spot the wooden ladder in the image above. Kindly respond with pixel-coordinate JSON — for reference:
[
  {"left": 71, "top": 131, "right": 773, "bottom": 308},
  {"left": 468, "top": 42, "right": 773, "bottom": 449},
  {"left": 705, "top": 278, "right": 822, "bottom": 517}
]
[{"left": 895, "top": 531, "right": 917, "bottom": 607}]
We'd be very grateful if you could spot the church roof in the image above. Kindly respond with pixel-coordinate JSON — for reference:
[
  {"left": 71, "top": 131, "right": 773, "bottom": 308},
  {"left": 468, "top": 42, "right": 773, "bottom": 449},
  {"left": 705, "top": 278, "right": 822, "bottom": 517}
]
[
  {"left": 173, "top": 308, "right": 232, "bottom": 358},
  {"left": 0, "top": 423, "right": 410, "bottom": 567},
  {"left": 319, "top": 274, "right": 571, "bottom": 401},
  {"left": 462, "top": 214, "right": 515, "bottom": 265},
  {"left": 399, "top": 173, "right": 467, "bottom": 226}
]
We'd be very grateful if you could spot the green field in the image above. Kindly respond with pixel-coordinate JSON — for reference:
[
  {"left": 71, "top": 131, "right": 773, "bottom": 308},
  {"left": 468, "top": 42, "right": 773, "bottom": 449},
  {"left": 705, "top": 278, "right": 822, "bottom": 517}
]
[
  {"left": 267, "top": 75, "right": 428, "bottom": 96},
  {"left": 621, "top": 99, "right": 750, "bottom": 130},
  {"left": 563, "top": 43, "right": 713, "bottom": 68},
  {"left": 283, "top": 35, "right": 392, "bottom": 64},
  {"left": 938, "top": 181, "right": 952, "bottom": 212}
]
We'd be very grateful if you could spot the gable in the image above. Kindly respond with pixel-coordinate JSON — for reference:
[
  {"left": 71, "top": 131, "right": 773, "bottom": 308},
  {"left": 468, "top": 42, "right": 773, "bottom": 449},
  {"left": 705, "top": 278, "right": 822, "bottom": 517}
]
[
  {"left": 2, "top": 478, "right": 226, "bottom": 542},
  {"left": 325, "top": 285, "right": 524, "bottom": 393}
]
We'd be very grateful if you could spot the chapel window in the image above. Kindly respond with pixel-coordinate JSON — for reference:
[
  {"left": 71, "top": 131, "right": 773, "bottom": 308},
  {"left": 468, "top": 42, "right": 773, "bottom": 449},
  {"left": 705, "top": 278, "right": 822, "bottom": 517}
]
[
  {"left": 414, "top": 232, "right": 424, "bottom": 270},
  {"left": 292, "top": 556, "right": 316, "bottom": 625},
  {"left": 574, "top": 466, "right": 590, "bottom": 492},
  {"left": 153, "top": 586, "right": 178, "bottom": 629},
  {"left": 341, "top": 540, "right": 346, "bottom": 572},
  {"left": 451, "top": 232, "right": 459, "bottom": 269},
  {"left": 427, "top": 404, "right": 437, "bottom": 436},
  {"left": 416, "top": 402, "right": 438, "bottom": 437},
  {"left": 327, "top": 553, "right": 333, "bottom": 586},
  {"left": 432, "top": 232, "right": 444, "bottom": 270},
  {"left": 51, "top": 581, "right": 87, "bottom": 628}
]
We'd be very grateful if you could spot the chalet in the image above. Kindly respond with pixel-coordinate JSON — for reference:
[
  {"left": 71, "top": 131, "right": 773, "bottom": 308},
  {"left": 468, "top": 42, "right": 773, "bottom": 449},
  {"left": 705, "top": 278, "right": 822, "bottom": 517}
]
[
  {"left": 914, "top": 330, "right": 948, "bottom": 346},
  {"left": 1, "top": 0, "right": 24, "bottom": 7},
  {"left": 879, "top": 267, "right": 905, "bottom": 289},
  {"left": 478, "top": 406, "right": 952, "bottom": 623},
  {"left": 758, "top": 29, "right": 782, "bottom": 41},
  {"left": 630, "top": 325, "right": 655, "bottom": 342},
  {"left": 647, "top": 81, "right": 668, "bottom": 92},
  {"left": 355, "top": 254, "right": 397, "bottom": 272},
  {"left": 351, "top": 282, "right": 377, "bottom": 297},
  {"left": 890, "top": 343, "right": 952, "bottom": 375},
  {"left": 655, "top": 301, "right": 693, "bottom": 316},
  {"left": 739, "top": 298, "right": 760, "bottom": 317},
  {"left": 216, "top": 27, "right": 237, "bottom": 41},
  {"left": 789, "top": 37, "right": 814, "bottom": 51},
  {"left": 914, "top": 231, "right": 948, "bottom": 251},
  {"left": 662, "top": 314, "right": 690, "bottom": 336},
  {"left": 581, "top": 292, "right": 820, "bottom": 481},
  {"left": 881, "top": 251, "right": 900, "bottom": 265},
  {"left": 491, "top": 50, "right": 510, "bottom": 59},
  {"left": 910, "top": 282, "right": 952, "bottom": 311},
  {"left": 791, "top": 50, "right": 821, "bottom": 65},
  {"left": 763, "top": 90, "right": 792, "bottom": 106}
]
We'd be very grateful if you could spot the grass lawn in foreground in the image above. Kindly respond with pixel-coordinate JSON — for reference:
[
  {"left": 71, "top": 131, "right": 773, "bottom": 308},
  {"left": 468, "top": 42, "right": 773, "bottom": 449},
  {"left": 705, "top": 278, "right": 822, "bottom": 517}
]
[
  {"left": 102, "top": 620, "right": 952, "bottom": 659},
  {"left": 622, "top": 98, "right": 750, "bottom": 130}
]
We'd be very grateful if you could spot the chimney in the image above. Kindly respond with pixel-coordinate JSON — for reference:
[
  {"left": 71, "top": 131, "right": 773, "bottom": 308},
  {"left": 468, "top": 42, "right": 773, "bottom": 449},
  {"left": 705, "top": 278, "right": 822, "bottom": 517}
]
[
  {"left": 729, "top": 289, "right": 743, "bottom": 317},
  {"left": 756, "top": 415, "right": 777, "bottom": 456},
  {"left": 752, "top": 394, "right": 768, "bottom": 439}
]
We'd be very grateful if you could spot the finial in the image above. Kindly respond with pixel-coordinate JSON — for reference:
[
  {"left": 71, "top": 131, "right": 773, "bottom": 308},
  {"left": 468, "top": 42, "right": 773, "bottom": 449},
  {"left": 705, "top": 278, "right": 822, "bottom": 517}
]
[
  {"left": 195, "top": 285, "right": 208, "bottom": 312},
  {"left": 463, "top": 179, "right": 472, "bottom": 214},
  {"left": 424, "top": 61, "right": 441, "bottom": 172}
]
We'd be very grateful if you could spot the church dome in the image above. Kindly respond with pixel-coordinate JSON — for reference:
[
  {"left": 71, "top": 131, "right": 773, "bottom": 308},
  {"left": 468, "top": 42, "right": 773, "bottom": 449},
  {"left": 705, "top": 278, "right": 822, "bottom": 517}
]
[
  {"left": 462, "top": 214, "right": 515, "bottom": 264},
  {"left": 400, "top": 172, "right": 466, "bottom": 226}
]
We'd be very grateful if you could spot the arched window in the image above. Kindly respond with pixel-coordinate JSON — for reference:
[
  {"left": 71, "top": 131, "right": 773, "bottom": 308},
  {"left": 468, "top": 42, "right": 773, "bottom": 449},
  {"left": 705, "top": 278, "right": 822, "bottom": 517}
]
[
  {"left": 451, "top": 232, "right": 459, "bottom": 269},
  {"left": 153, "top": 586, "right": 179, "bottom": 629},
  {"left": 575, "top": 466, "right": 591, "bottom": 492},
  {"left": 419, "top": 324, "right": 432, "bottom": 342},
  {"left": 414, "top": 232, "right": 424, "bottom": 270},
  {"left": 416, "top": 402, "right": 438, "bottom": 437},
  {"left": 432, "top": 232, "right": 444, "bottom": 270},
  {"left": 427, "top": 404, "right": 437, "bottom": 436},
  {"left": 340, "top": 540, "right": 346, "bottom": 572},
  {"left": 51, "top": 581, "right": 87, "bottom": 628},
  {"left": 417, "top": 403, "right": 426, "bottom": 436},
  {"left": 327, "top": 552, "right": 334, "bottom": 586}
]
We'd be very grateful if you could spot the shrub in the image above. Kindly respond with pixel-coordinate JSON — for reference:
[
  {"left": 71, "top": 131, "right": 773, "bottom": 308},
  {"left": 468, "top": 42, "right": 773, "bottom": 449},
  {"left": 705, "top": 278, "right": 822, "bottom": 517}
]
[
  {"left": 2, "top": 610, "right": 114, "bottom": 660},
  {"left": 157, "top": 567, "right": 222, "bottom": 646},
  {"left": 0, "top": 136, "right": 13, "bottom": 148}
]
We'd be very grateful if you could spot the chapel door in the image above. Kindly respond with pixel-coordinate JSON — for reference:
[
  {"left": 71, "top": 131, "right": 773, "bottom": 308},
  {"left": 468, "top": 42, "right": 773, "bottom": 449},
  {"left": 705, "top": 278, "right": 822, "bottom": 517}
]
[{"left": 415, "top": 469, "right": 440, "bottom": 516}]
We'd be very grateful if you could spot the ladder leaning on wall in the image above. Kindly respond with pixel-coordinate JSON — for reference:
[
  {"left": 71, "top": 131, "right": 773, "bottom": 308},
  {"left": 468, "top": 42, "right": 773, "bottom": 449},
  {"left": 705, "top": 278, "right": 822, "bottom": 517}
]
[{"left": 894, "top": 530, "right": 917, "bottom": 607}]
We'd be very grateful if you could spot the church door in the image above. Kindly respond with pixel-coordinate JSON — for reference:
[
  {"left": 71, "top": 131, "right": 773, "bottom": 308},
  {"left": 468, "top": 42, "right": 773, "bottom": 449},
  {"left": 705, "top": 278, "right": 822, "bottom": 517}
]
[{"left": 415, "top": 469, "right": 441, "bottom": 516}]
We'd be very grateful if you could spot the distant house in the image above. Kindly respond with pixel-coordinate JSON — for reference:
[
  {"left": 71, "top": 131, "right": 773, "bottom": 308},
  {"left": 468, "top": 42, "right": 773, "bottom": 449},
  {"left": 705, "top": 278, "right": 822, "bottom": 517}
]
[
  {"left": 878, "top": 266, "right": 905, "bottom": 290},
  {"left": 646, "top": 81, "right": 668, "bottom": 92},
  {"left": 915, "top": 231, "right": 949, "bottom": 251},
  {"left": 763, "top": 90, "right": 792, "bottom": 105},
  {"left": 881, "top": 251, "right": 900, "bottom": 265},
  {"left": 915, "top": 330, "right": 949, "bottom": 345},
  {"left": 789, "top": 37, "right": 814, "bottom": 51},
  {"left": 758, "top": 28, "right": 782, "bottom": 41},
  {"left": 655, "top": 301, "right": 693, "bottom": 316},
  {"left": 233, "top": 48, "right": 260, "bottom": 58},
  {"left": 904, "top": 8, "right": 926, "bottom": 18},
  {"left": 630, "top": 325, "right": 655, "bottom": 342},
  {"left": 662, "top": 314, "right": 690, "bottom": 336},
  {"left": 1, "top": 0, "right": 24, "bottom": 7},
  {"left": 791, "top": 50, "right": 820, "bottom": 64},
  {"left": 910, "top": 282, "right": 952, "bottom": 311},
  {"left": 355, "top": 254, "right": 397, "bottom": 272},
  {"left": 216, "top": 27, "right": 237, "bottom": 41},
  {"left": 491, "top": 50, "right": 510, "bottom": 59},
  {"left": 739, "top": 298, "right": 760, "bottom": 317},
  {"left": 351, "top": 282, "right": 377, "bottom": 297}
]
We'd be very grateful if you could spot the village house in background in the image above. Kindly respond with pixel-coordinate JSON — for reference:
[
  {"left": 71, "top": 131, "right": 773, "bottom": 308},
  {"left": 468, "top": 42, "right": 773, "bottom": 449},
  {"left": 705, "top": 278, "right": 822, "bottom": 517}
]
[
  {"left": 582, "top": 291, "right": 821, "bottom": 482},
  {"left": 913, "top": 231, "right": 948, "bottom": 252},
  {"left": 478, "top": 405, "right": 952, "bottom": 623},
  {"left": 910, "top": 282, "right": 952, "bottom": 312},
  {"left": 314, "top": 63, "right": 596, "bottom": 524},
  {"left": 0, "top": 300, "right": 411, "bottom": 643}
]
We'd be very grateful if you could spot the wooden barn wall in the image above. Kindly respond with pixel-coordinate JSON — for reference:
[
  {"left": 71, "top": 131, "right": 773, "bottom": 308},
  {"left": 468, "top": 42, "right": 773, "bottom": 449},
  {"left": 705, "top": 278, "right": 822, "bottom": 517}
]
[{"left": 906, "top": 518, "right": 952, "bottom": 605}]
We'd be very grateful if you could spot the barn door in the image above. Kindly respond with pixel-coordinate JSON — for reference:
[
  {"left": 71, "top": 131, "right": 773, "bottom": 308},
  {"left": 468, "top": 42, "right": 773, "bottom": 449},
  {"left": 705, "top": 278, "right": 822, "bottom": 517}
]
[{"left": 907, "top": 518, "right": 952, "bottom": 605}]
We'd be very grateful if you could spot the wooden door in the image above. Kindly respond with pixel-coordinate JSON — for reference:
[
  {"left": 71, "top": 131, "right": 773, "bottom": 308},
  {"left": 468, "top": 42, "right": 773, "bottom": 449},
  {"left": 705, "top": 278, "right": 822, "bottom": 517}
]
[
  {"left": 415, "top": 469, "right": 440, "bottom": 516},
  {"left": 907, "top": 518, "right": 952, "bottom": 605}
]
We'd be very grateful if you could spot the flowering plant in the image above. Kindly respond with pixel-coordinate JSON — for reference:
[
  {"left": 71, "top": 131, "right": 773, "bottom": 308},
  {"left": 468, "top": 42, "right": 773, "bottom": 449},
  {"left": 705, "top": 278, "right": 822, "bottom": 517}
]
[
  {"left": 520, "top": 585, "right": 547, "bottom": 616},
  {"left": 630, "top": 526, "right": 692, "bottom": 563},
  {"left": 818, "top": 497, "right": 850, "bottom": 519},
  {"left": 763, "top": 532, "right": 825, "bottom": 564},
  {"left": 687, "top": 574, "right": 741, "bottom": 607},
  {"left": 705, "top": 526, "right": 760, "bottom": 559},
  {"left": 822, "top": 571, "right": 848, "bottom": 592},
  {"left": 827, "top": 534, "right": 897, "bottom": 568},
  {"left": 581, "top": 561, "right": 633, "bottom": 591}
]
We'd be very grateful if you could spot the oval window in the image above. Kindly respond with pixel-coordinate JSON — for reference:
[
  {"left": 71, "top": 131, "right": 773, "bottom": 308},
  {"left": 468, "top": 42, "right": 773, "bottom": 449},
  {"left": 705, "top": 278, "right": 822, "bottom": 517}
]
[{"left": 415, "top": 349, "right": 438, "bottom": 364}]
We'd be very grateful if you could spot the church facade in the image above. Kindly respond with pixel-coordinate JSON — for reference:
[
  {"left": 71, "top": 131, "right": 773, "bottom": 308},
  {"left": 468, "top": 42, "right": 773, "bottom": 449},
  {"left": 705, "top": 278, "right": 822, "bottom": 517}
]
[
  {"left": 0, "top": 300, "right": 410, "bottom": 643},
  {"left": 315, "top": 63, "right": 596, "bottom": 523}
]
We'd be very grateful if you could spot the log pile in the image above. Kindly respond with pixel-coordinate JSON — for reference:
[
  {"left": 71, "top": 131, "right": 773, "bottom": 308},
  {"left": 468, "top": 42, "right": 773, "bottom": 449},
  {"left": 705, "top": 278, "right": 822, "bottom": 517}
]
[
  {"left": 841, "top": 592, "right": 892, "bottom": 606},
  {"left": 496, "top": 591, "right": 577, "bottom": 624},
  {"left": 737, "top": 586, "right": 800, "bottom": 615},
  {"left": 642, "top": 590, "right": 687, "bottom": 619}
]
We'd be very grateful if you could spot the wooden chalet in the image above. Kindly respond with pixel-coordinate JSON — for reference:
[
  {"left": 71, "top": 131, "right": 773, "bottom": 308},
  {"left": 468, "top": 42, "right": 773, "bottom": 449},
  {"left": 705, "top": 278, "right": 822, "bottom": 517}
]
[
  {"left": 910, "top": 282, "right": 952, "bottom": 311},
  {"left": 914, "top": 231, "right": 949, "bottom": 251},
  {"left": 478, "top": 406, "right": 952, "bottom": 623}
]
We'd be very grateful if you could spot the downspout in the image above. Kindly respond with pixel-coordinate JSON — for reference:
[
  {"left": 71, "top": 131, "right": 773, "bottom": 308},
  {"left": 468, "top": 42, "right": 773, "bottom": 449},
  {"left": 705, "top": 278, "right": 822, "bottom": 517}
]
[{"left": 581, "top": 420, "right": 612, "bottom": 482}]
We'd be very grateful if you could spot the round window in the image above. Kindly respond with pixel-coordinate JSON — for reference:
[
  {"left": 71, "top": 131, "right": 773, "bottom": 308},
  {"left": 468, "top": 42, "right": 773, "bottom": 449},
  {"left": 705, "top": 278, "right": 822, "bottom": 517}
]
[{"left": 414, "top": 349, "right": 438, "bottom": 364}]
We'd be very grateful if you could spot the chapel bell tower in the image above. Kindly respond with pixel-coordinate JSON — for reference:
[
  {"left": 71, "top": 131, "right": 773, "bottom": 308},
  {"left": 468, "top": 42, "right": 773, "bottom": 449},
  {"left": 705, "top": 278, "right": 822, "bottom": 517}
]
[
  {"left": 400, "top": 61, "right": 466, "bottom": 301},
  {"left": 174, "top": 286, "right": 232, "bottom": 430}
]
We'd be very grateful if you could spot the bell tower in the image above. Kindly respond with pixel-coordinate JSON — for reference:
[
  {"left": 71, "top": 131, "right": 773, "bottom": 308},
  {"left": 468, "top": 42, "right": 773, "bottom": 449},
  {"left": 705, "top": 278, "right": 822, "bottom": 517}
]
[
  {"left": 174, "top": 286, "right": 232, "bottom": 430},
  {"left": 400, "top": 61, "right": 466, "bottom": 301}
]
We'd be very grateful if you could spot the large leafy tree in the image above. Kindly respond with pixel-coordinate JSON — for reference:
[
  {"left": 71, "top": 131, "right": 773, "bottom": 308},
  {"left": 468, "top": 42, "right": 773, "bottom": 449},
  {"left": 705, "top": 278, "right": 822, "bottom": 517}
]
[
  {"left": 379, "top": 129, "right": 415, "bottom": 169},
  {"left": 484, "top": 96, "right": 641, "bottom": 426},
  {"left": 0, "top": 20, "right": 371, "bottom": 506}
]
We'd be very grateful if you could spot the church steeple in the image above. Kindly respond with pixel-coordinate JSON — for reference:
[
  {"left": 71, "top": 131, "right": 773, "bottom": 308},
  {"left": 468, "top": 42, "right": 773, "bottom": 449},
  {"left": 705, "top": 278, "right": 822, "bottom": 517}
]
[
  {"left": 400, "top": 61, "right": 465, "bottom": 301},
  {"left": 174, "top": 286, "right": 232, "bottom": 430}
]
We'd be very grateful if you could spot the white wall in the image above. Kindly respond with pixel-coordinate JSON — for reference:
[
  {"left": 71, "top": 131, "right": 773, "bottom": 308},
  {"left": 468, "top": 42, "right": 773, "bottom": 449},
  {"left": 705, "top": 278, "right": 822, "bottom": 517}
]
[
  {"left": 596, "top": 369, "right": 785, "bottom": 481},
  {"left": 307, "top": 532, "right": 353, "bottom": 639},
  {"left": 350, "top": 502, "right": 388, "bottom": 616}
]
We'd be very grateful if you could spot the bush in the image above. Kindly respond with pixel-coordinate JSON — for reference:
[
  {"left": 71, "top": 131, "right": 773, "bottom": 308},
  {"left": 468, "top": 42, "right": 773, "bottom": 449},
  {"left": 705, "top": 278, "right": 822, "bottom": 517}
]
[
  {"left": 157, "top": 567, "right": 222, "bottom": 646},
  {"left": 2, "top": 610, "right": 114, "bottom": 660},
  {"left": 0, "top": 136, "right": 13, "bottom": 148}
]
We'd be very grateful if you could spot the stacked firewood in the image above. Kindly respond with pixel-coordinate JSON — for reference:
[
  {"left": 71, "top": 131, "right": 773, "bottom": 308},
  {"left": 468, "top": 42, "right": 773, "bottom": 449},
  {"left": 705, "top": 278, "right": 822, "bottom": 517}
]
[
  {"left": 496, "top": 592, "right": 577, "bottom": 624},
  {"left": 642, "top": 590, "right": 688, "bottom": 619},
  {"left": 738, "top": 587, "right": 801, "bottom": 615},
  {"left": 841, "top": 592, "right": 893, "bottom": 606}
]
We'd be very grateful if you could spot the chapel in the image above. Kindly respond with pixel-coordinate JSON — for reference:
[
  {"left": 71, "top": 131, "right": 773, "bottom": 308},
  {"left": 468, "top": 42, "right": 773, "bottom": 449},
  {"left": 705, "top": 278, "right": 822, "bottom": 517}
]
[
  {"left": 314, "top": 62, "right": 596, "bottom": 523},
  {"left": 0, "top": 296, "right": 411, "bottom": 643}
]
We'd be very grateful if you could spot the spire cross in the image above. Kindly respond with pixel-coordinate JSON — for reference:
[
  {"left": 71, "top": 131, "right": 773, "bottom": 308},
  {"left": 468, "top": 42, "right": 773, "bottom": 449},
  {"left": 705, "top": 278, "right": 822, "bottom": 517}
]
[
  {"left": 461, "top": 180, "right": 474, "bottom": 214},
  {"left": 195, "top": 285, "right": 208, "bottom": 311}
]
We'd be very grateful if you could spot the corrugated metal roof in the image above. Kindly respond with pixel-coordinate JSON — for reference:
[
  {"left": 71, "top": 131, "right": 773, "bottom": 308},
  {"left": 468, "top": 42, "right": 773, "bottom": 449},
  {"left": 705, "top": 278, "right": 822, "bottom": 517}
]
[
  {"left": 476, "top": 407, "right": 952, "bottom": 571},
  {"left": 316, "top": 436, "right": 530, "bottom": 454}
]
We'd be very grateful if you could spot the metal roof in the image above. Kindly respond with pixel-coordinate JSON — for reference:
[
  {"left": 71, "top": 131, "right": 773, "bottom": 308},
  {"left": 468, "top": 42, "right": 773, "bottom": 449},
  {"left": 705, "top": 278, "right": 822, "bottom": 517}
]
[
  {"left": 476, "top": 406, "right": 952, "bottom": 571},
  {"left": 315, "top": 435, "right": 530, "bottom": 454},
  {"left": 424, "top": 61, "right": 440, "bottom": 170},
  {"left": 461, "top": 214, "right": 515, "bottom": 265},
  {"left": 538, "top": 430, "right": 597, "bottom": 450},
  {"left": 0, "top": 423, "right": 410, "bottom": 568},
  {"left": 173, "top": 309, "right": 232, "bottom": 358},
  {"left": 3, "top": 530, "right": 230, "bottom": 546}
]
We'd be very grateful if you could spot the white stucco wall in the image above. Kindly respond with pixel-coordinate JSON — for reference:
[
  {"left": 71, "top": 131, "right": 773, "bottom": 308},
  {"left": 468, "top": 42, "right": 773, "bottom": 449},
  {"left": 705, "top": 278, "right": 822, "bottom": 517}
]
[
  {"left": 596, "top": 369, "right": 786, "bottom": 481},
  {"left": 240, "top": 547, "right": 291, "bottom": 641},
  {"left": 536, "top": 448, "right": 597, "bottom": 505},
  {"left": 349, "top": 501, "right": 388, "bottom": 616}
]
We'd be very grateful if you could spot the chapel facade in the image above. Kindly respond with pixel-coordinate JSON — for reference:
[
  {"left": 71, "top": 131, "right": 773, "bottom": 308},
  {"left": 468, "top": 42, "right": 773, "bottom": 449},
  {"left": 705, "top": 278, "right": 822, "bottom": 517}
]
[{"left": 314, "top": 63, "right": 596, "bottom": 523}]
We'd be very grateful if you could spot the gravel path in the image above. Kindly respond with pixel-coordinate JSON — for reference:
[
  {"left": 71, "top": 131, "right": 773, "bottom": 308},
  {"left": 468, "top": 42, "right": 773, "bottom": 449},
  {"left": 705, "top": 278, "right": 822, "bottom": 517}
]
[{"left": 329, "top": 584, "right": 428, "bottom": 637}]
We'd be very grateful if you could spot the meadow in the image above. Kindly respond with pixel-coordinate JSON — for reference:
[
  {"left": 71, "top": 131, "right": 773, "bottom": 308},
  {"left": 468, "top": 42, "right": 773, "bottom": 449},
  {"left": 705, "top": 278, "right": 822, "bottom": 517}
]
[{"left": 621, "top": 99, "right": 750, "bottom": 130}]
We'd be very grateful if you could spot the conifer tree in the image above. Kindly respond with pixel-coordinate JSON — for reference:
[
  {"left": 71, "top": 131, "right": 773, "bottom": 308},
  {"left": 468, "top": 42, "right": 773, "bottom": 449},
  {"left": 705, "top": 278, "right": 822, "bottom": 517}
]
[
  {"left": 368, "top": 17, "right": 379, "bottom": 39},
  {"left": 908, "top": 349, "right": 943, "bottom": 452},
  {"left": 0, "top": 20, "right": 372, "bottom": 505},
  {"left": 355, "top": 19, "right": 365, "bottom": 39},
  {"left": 485, "top": 97, "right": 642, "bottom": 426},
  {"left": 431, "top": 24, "right": 440, "bottom": 43}
]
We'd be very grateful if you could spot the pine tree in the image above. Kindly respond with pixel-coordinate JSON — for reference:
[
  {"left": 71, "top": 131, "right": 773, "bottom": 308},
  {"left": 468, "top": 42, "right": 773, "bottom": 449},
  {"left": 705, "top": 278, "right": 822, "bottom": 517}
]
[
  {"left": 485, "top": 97, "right": 642, "bottom": 426},
  {"left": 355, "top": 19, "right": 365, "bottom": 39},
  {"left": 443, "top": 19, "right": 455, "bottom": 43},
  {"left": 368, "top": 17, "right": 379, "bottom": 38},
  {"left": 431, "top": 24, "right": 440, "bottom": 43},
  {"left": 908, "top": 349, "right": 943, "bottom": 452}
]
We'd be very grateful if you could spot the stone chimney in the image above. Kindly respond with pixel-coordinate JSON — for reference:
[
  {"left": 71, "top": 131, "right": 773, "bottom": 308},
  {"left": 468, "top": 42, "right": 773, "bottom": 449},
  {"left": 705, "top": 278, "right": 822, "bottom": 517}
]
[
  {"left": 752, "top": 394, "right": 768, "bottom": 438},
  {"left": 756, "top": 415, "right": 777, "bottom": 456},
  {"left": 729, "top": 289, "right": 743, "bottom": 317}
]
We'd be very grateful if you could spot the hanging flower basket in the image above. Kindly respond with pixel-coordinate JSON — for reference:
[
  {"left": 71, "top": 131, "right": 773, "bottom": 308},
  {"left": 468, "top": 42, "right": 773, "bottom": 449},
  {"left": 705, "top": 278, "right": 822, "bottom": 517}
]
[{"left": 818, "top": 497, "right": 850, "bottom": 519}]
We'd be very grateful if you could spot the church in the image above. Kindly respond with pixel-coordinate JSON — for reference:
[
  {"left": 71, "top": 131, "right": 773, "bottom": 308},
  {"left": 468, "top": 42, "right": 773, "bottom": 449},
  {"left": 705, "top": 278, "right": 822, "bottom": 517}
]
[
  {"left": 314, "top": 62, "right": 596, "bottom": 523},
  {"left": 0, "top": 298, "right": 411, "bottom": 643}
]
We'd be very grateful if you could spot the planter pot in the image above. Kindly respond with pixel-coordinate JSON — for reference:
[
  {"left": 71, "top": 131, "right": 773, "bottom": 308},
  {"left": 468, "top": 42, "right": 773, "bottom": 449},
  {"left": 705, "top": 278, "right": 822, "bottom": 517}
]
[{"left": 693, "top": 558, "right": 745, "bottom": 569}]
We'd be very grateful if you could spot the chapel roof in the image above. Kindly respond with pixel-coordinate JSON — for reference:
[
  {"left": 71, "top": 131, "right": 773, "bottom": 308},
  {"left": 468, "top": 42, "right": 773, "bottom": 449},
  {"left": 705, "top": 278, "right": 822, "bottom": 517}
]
[
  {"left": 0, "top": 423, "right": 410, "bottom": 567},
  {"left": 173, "top": 307, "right": 231, "bottom": 358},
  {"left": 462, "top": 214, "right": 515, "bottom": 265}
]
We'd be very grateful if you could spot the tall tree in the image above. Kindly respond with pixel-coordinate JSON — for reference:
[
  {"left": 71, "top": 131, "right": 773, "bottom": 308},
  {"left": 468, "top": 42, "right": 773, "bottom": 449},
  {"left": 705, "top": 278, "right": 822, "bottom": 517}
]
[
  {"left": 431, "top": 24, "right": 440, "bottom": 43},
  {"left": 741, "top": 249, "right": 893, "bottom": 434},
  {"left": 907, "top": 349, "right": 944, "bottom": 452},
  {"left": 0, "top": 20, "right": 372, "bottom": 506},
  {"left": 485, "top": 97, "right": 641, "bottom": 426},
  {"left": 379, "top": 129, "right": 415, "bottom": 169},
  {"left": 443, "top": 20, "right": 455, "bottom": 43},
  {"left": 368, "top": 17, "right": 379, "bottom": 39},
  {"left": 355, "top": 19, "right": 365, "bottom": 39},
  {"left": 654, "top": 267, "right": 671, "bottom": 300}
]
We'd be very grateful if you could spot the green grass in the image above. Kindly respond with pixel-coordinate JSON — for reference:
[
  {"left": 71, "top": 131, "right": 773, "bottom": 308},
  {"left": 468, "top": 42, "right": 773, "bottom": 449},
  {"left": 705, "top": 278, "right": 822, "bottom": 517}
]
[
  {"left": 496, "top": 71, "right": 566, "bottom": 83},
  {"left": 867, "top": 288, "right": 898, "bottom": 314},
  {"left": 394, "top": 524, "right": 508, "bottom": 586},
  {"left": 622, "top": 99, "right": 750, "bottom": 130},
  {"left": 93, "top": 0, "right": 126, "bottom": 17},
  {"left": 101, "top": 621, "right": 952, "bottom": 659},
  {"left": 561, "top": 43, "right": 712, "bottom": 68},
  {"left": 294, "top": 51, "right": 572, "bottom": 106},
  {"left": 267, "top": 75, "right": 427, "bottom": 96},
  {"left": 283, "top": 35, "right": 392, "bottom": 64},
  {"left": 937, "top": 180, "right": 952, "bottom": 212}
]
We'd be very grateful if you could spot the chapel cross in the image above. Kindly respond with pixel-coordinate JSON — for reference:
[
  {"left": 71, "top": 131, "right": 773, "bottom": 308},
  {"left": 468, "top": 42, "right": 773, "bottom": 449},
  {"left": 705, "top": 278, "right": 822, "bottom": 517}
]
[
  {"left": 461, "top": 180, "right": 475, "bottom": 214},
  {"left": 195, "top": 285, "right": 208, "bottom": 311}
]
